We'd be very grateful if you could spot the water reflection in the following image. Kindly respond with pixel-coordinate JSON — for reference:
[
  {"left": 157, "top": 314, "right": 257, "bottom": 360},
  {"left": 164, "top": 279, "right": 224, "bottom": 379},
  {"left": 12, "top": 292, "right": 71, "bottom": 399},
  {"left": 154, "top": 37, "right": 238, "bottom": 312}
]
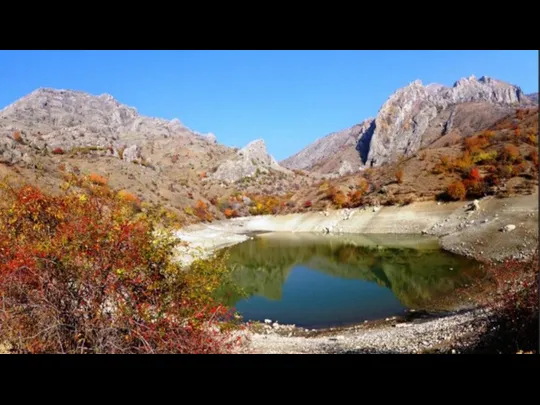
[{"left": 216, "top": 233, "right": 484, "bottom": 327}]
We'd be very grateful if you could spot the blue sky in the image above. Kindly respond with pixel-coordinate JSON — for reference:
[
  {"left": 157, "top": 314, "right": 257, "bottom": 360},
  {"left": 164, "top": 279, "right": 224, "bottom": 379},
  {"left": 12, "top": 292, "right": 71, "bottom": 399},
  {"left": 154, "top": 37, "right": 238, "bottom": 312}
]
[{"left": 0, "top": 50, "right": 537, "bottom": 160}]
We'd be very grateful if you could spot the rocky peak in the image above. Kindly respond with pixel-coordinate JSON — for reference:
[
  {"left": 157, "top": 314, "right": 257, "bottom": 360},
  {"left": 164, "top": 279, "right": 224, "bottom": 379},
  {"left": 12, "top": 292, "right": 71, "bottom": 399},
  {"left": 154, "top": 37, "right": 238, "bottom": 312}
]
[
  {"left": 213, "top": 138, "right": 290, "bottom": 183},
  {"left": 364, "top": 75, "right": 531, "bottom": 167}
]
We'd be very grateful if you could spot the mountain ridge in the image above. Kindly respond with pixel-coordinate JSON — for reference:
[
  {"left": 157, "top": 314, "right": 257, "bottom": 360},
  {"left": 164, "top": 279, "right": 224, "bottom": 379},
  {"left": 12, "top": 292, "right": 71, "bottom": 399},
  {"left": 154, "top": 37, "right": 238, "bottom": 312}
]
[{"left": 281, "top": 75, "right": 537, "bottom": 174}]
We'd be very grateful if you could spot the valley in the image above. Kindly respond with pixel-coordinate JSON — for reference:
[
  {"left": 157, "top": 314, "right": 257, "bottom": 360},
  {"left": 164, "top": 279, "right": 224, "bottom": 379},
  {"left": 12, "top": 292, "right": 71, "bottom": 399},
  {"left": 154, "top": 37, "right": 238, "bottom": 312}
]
[{"left": 0, "top": 73, "right": 538, "bottom": 355}]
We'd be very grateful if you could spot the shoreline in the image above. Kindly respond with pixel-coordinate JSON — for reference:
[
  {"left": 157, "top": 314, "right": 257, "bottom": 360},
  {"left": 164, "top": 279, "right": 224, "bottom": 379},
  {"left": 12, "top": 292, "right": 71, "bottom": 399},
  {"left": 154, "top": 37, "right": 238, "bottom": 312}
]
[
  {"left": 174, "top": 192, "right": 538, "bottom": 354},
  {"left": 175, "top": 192, "right": 538, "bottom": 265}
]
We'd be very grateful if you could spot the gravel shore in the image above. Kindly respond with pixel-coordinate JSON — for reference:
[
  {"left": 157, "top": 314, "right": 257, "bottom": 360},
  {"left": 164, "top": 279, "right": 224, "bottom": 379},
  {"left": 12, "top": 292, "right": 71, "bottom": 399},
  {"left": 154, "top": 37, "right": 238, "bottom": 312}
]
[{"left": 235, "top": 309, "right": 492, "bottom": 354}]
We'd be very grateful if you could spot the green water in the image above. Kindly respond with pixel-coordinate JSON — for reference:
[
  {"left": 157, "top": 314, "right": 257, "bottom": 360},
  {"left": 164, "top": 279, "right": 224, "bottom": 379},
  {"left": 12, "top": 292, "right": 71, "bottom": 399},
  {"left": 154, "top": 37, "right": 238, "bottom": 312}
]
[{"left": 217, "top": 233, "right": 484, "bottom": 329}]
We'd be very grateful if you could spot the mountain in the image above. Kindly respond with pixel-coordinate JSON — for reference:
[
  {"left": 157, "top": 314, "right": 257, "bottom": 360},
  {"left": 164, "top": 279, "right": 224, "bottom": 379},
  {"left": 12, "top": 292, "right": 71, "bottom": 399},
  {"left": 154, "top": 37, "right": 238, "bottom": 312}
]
[
  {"left": 282, "top": 75, "right": 537, "bottom": 174},
  {"left": 0, "top": 88, "right": 296, "bottom": 222},
  {"left": 281, "top": 119, "right": 374, "bottom": 176}
]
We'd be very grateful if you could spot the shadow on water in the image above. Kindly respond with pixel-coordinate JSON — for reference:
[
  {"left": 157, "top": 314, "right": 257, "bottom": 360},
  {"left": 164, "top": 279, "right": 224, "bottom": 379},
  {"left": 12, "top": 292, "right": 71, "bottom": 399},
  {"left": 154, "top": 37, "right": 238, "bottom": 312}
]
[{"left": 215, "top": 233, "right": 485, "bottom": 328}]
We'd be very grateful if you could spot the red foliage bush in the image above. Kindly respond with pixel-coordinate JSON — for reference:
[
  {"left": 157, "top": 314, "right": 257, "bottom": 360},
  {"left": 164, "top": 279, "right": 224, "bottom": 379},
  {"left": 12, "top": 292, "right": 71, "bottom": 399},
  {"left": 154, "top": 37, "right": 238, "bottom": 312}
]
[
  {"left": 468, "top": 167, "right": 482, "bottom": 181},
  {"left": 0, "top": 183, "right": 240, "bottom": 354},
  {"left": 52, "top": 148, "right": 65, "bottom": 155},
  {"left": 303, "top": 200, "right": 312, "bottom": 208},
  {"left": 467, "top": 252, "right": 539, "bottom": 353}
]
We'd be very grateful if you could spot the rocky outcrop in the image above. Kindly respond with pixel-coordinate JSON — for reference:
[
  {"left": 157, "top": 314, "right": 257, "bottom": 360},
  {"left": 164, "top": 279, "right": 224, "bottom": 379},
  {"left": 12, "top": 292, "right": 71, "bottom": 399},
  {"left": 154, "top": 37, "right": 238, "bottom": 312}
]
[
  {"left": 527, "top": 93, "right": 538, "bottom": 104},
  {"left": 364, "top": 75, "right": 533, "bottom": 167},
  {"left": 213, "top": 139, "right": 291, "bottom": 183},
  {"left": 283, "top": 75, "right": 535, "bottom": 174}
]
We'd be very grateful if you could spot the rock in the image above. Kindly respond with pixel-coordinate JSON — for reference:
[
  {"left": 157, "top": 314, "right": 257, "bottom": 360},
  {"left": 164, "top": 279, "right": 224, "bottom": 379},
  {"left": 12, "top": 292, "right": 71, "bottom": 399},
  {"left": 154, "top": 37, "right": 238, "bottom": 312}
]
[
  {"left": 501, "top": 224, "right": 516, "bottom": 232},
  {"left": 272, "top": 322, "right": 279, "bottom": 329},
  {"left": 264, "top": 319, "right": 272, "bottom": 324},
  {"left": 338, "top": 161, "right": 354, "bottom": 176},
  {"left": 120, "top": 144, "right": 141, "bottom": 163},
  {"left": 212, "top": 139, "right": 291, "bottom": 183},
  {"left": 365, "top": 76, "right": 528, "bottom": 167}
]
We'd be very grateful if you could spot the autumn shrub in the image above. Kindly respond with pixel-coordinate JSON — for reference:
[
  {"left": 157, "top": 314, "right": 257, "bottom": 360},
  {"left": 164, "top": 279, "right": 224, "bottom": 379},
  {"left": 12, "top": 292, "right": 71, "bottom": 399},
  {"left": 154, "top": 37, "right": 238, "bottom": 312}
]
[
  {"left": 526, "top": 133, "right": 537, "bottom": 146},
  {"left": 0, "top": 183, "right": 240, "bottom": 354},
  {"left": 464, "top": 135, "right": 489, "bottom": 153},
  {"left": 52, "top": 148, "right": 65, "bottom": 155},
  {"left": 318, "top": 180, "right": 330, "bottom": 193},
  {"left": 511, "top": 162, "right": 526, "bottom": 177},
  {"left": 89, "top": 173, "right": 108, "bottom": 186},
  {"left": 12, "top": 131, "right": 23, "bottom": 144},
  {"left": 347, "top": 190, "right": 364, "bottom": 207},
  {"left": 303, "top": 200, "right": 312, "bottom": 208},
  {"left": 454, "top": 151, "right": 473, "bottom": 175},
  {"left": 482, "top": 130, "right": 496, "bottom": 140},
  {"left": 463, "top": 179, "right": 486, "bottom": 198},
  {"left": 223, "top": 208, "right": 239, "bottom": 218},
  {"left": 501, "top": 144, "right": 521, "bottom": 162},
  {"left": 193, "top": 200, "right": 213, "bottom": 222},
  {"left": 327, "top": 186, "right": 348, "bottom": 208},
  {"left": 498, "top": 164, "right": 514, "bottom": 179},
  {"left": 117, "top": 189, "right": 140, "bottom": 206},
  {"left": 446, "top": 180, "right": 466, "bottom": 201},
  {"left": 467, "top": 167, "right": 482, "bottom": 181},
  {"left": 357, "top": 178, "right": 369, "bottom": 194},
  {"left": 466, "top": 252, "right": 539, "bottom": 353},
  {"left": 472, "top": 150, "right": 498, "bottom": 164}
]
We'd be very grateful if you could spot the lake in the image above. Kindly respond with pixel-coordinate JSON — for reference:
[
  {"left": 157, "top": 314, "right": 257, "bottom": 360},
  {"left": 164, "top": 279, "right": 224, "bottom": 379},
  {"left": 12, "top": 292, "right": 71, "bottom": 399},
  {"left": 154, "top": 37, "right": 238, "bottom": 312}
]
[{"left": 216, "top": 232, "right": 484, "bottom": 329}]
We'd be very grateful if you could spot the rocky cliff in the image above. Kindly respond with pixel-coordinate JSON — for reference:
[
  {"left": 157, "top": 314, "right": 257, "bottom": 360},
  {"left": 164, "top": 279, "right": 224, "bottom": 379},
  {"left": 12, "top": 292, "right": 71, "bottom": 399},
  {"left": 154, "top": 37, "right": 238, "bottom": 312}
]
[
  {"left": 365, "top": 75, "right": 535, "bottom": 167},
  {"left": 282, "top": 75, "right": 537, "bottom": 174}
]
